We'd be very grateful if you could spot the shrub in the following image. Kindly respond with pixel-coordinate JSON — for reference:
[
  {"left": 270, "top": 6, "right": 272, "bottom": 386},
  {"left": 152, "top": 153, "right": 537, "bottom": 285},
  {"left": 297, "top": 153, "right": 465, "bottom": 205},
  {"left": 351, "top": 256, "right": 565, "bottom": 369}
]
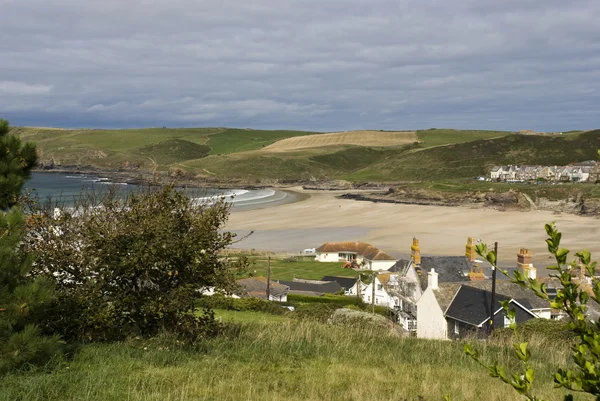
[
  {"left": 294, "top": 303, "right": 341, "bottom": 322},
  {"left": 287, "top": 294, "right": 365, "bottom": 307}
]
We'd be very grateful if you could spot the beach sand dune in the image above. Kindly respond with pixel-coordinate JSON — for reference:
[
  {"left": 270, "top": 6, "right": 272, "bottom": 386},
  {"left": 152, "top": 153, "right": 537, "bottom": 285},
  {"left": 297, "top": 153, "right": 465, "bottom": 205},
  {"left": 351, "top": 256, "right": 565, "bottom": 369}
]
[{"left": 227, "top": 189, "right": 600, "bottom": 265}]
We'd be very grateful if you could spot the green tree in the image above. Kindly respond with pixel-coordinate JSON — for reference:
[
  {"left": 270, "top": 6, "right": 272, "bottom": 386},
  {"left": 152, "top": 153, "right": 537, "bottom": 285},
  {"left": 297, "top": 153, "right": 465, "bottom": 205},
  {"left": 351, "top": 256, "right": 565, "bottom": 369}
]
[
  {"left": 26, "top": 185, "right": 240, "bottom": 341},
  {"left": 0, "top": 119, "right": 62, "bottom": 374},
  {"left": 0, "top": 119, "right": 37, "bottom": 210}
]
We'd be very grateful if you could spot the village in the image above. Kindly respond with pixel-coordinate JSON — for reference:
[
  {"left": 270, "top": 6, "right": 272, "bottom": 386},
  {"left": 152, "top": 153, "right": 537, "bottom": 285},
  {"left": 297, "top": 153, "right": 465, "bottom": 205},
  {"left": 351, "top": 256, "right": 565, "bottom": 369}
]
[
  {"left": 490, "top": 161, "right": 600, "bottom": 182},
  {"left": 212, "top": 237, "right": 594, "bottom": 341}
]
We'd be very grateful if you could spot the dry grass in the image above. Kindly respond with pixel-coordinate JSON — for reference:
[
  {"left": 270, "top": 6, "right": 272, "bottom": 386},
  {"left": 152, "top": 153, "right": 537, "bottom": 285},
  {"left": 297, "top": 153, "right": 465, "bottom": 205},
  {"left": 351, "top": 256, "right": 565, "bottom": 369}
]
[{"left": 262, "top": 130, "right": 417, "bottom": 152}]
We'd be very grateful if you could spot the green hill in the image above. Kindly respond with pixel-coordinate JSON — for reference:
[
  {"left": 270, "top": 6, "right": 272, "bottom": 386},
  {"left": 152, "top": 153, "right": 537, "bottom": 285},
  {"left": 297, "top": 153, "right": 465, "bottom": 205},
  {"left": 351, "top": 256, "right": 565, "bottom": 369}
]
[{"left": 13, "top": 126, "right": 600, "bottom": 183}]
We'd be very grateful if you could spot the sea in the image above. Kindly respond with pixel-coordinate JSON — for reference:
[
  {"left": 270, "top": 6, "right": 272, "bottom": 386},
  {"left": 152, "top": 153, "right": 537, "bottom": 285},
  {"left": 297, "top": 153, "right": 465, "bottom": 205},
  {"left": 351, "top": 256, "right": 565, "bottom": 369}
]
[{"left": 25, "top": 172, "right": 294, "bottom": 211}]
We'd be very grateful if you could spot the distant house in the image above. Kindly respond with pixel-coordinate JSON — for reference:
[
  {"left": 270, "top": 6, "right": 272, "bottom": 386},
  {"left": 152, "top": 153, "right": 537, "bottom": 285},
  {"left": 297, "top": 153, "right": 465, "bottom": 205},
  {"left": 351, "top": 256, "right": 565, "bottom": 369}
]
[
  {"left": 237, "top": 277, "right": 289, "bottom": 302},
  {"left": 321, "top": 276, "right": 360, "bottom": 296},
  {"left": 314, "top": 241, "right": 397, "bottom": 271},
  {"left": 276, "top": 278, "right": 343, "bottom": 296}
]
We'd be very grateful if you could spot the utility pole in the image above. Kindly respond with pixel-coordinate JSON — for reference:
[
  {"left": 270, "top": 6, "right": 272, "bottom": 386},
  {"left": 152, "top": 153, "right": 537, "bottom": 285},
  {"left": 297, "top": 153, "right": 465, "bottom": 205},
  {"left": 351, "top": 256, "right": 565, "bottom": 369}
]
[
  {"left": 371, "top": 272, "right": 376, "bottom": 314},
  {"left": 266, "top": 256, "right": 271, "bottom": 300},
  {"left": 489, "top": 242, "right": 498, "bottom": 334}
]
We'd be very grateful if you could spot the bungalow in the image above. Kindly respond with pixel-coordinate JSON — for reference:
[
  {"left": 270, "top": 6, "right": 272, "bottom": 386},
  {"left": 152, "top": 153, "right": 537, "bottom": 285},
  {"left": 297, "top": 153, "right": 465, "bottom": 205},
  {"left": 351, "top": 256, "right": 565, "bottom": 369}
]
[
  {"left": 314, "top": 241, "right": 397, "bottom": 271},
  {"left": 276, "top": 278, "right": 343, "bottom": 296}
]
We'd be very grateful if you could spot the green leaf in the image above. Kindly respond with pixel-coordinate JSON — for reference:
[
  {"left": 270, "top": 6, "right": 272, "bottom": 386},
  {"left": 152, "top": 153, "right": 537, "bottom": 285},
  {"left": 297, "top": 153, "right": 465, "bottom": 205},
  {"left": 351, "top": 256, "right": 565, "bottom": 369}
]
[{"left": 525, "top": 368, "right": 534, "bottom": 384}]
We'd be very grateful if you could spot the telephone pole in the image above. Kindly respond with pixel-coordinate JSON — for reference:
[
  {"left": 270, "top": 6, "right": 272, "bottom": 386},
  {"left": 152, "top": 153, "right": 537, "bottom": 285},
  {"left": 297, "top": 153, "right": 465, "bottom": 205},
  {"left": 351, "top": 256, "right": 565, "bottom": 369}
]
[
  {"left": 489, "top": 242, "right": 498, "bottom": 334},
  {"left": 371, "top": 272, "right": 376, "bottom": 314},
  {"left": 266, "top": 256, "right": 271, "bottom": 300}
]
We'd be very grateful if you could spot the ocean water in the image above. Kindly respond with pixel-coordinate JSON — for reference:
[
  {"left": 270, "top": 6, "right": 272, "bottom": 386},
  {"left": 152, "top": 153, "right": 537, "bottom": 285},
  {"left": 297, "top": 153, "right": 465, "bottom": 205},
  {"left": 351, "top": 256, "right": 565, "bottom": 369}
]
[{"left": 25, "top": 172, "right": 292, "bottom": 210}]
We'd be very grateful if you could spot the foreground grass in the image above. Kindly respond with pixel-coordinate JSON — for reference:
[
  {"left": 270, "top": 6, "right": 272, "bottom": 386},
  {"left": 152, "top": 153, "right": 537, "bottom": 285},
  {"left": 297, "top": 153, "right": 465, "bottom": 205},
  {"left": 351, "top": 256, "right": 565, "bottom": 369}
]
[
  {"left": 213, "top": 308, "right": 290, "bottom": 323},
  {"left": 0, "top": 320, "right": 584, "bottom": 401}
]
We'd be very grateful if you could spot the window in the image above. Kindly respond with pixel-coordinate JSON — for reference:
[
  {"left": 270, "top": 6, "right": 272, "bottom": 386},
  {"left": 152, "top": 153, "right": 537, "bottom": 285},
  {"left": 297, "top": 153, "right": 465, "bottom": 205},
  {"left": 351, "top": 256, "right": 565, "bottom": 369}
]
[
  {"left": 376, "top": 298, "right": 379, "bottom": 304},
  {"left": 503, "top": 316, "right": 511, "bottom": 328},
  {"left": 377, "top": 284, "right": 383, "bottom": 291},
  {"left": 454, "top": 321, "right": 459, "bottom": 335},
  {"left": 367, "top": 296, "right": 371, "bottom": 302}
]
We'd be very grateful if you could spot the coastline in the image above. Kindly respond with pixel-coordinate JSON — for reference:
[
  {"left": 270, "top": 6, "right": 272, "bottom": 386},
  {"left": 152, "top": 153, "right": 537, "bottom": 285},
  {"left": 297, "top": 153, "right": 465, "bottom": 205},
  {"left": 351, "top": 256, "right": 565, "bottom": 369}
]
[{"left": 227, "top": 186, "right": 600, "bottom": 266}]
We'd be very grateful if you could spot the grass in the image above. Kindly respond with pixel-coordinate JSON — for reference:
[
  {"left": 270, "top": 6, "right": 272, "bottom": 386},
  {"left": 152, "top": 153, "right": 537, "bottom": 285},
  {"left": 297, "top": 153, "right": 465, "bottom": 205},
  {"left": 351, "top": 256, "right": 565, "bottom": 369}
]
[
  {"left": 213, "top": 308, "right": 290, "bottom": 323},
  {"left": 0, "top": 320, "right": 586, "bottom": 401},
  {"left": 239, "top": 258, "right": 360, "bottom": 281},
  {"left": 416, "top": 128, "right": 514, "bottom": 148},
  {"left": 206, "top": 129, "right": 317, "bottom": 155}
]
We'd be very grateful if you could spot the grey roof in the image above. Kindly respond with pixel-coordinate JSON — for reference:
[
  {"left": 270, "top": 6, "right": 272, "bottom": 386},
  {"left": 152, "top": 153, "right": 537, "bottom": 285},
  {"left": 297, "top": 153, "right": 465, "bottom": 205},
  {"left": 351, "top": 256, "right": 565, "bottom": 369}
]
[
  {"left": 237, "top": 277, "right": 289, "bottom": 299},
  {"left": 277, "top": 279, "right": 342, "bottom": 295},
  {"left": 388, "top": 259, "right": 411, "bottom": 273},
  {"left": 416, "top": 256, "right": 472, "bottom": 290},
  {"left": 321, "top": 276, "right": 358, "bottom": 290},
  {"left": 445, "top": 286, "right": 513, "bottom": 326},
  {"left": 462, "top": 280, "right": 549, "bottom": 310}
]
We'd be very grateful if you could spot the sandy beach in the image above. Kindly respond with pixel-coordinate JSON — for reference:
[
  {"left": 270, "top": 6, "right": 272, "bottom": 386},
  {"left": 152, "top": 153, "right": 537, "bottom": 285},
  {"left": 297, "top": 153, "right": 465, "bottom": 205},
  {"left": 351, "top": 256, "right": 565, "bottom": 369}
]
[{"left": 227, "top": 188, "right": 600, "bottom": 265}]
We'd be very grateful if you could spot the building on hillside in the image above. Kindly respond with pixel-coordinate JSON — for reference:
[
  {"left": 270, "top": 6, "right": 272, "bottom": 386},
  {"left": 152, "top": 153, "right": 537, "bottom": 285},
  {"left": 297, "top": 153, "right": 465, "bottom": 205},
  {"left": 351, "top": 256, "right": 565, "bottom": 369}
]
[
  {"left": 314, "top": 241, "right": 397, "bottom": 270},
  {"left": 416, "top": 248, "right": 552, "bottom": 340},
  {"left": 276, "top": 278, "right": 343, "bottom": 296},
  {"left": 360, "top": 273, "right": 400, "bottom": 309},
  {"left": 321, "top": 276, "right": 360, "bottom": 296},
  {"left": 236, "top": 277, "right": 289, "bottom": 302},
  {"left": 445, "top": 286, "right": 538, "bottom": 339}
]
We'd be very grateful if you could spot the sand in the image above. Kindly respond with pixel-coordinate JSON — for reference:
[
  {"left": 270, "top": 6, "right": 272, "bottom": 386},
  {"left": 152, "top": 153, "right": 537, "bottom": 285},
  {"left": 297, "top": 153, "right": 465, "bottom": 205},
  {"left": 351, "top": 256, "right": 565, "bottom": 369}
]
[{"left": 227, "top": 188, "right": 600, "bottom": 265}]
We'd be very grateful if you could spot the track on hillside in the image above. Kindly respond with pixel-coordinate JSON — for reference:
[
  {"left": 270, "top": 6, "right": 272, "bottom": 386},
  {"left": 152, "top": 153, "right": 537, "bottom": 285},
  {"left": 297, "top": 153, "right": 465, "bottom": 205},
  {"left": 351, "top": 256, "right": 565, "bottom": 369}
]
[{"left": 262, "top": 130, "right": 417, "bottom": 152}]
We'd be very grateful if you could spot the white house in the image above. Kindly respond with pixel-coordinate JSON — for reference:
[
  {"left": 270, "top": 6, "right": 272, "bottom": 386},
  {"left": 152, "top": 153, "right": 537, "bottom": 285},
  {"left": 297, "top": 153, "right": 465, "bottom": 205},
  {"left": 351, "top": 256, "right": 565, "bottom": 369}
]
[
  {"left": 360, "top": 273, "right": 399, "bottom": 308},
  {"left": 314, "top": 242, "right": 397, "bottom": 271}
]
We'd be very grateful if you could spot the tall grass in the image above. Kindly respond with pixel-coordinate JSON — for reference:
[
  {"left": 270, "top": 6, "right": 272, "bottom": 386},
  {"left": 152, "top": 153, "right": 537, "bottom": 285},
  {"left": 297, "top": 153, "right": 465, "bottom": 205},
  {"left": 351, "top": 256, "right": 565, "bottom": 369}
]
[{"left": 0, "top": 320, "right": 586, "bottom": 401}]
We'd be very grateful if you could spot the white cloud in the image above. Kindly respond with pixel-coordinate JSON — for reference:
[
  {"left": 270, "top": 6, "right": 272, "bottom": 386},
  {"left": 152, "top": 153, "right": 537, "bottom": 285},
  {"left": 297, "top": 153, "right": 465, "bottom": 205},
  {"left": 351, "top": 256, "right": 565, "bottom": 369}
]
[{"left": 0, "top": 81, "right": 52, "bottom": 95}]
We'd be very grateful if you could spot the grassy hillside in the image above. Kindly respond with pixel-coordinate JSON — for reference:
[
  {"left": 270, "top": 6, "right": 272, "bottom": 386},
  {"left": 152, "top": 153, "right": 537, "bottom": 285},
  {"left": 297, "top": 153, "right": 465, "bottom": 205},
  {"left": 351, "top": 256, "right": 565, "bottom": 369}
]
[
  {"left": 416, "top": 128, "right": 514, "bottom": 147},
  {"left": 0, "top": 319, "right": 581, "bottom": 401},
  {"left": 350, "top": 129, "right": 600, "bottom": 182},
  {"left": 14, "top": 126, "right": 600, "bottom": 184}
]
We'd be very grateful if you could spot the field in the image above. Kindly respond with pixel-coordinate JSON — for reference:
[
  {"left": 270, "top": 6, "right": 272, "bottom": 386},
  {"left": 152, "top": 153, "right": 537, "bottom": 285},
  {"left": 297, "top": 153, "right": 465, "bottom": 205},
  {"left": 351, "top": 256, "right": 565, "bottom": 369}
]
[
  {"left": 262, "top": 130, "right": 417, "bottom": 152},
  {"left": 0, "top": 319, "right": 583, "bottom": 401},
  {"left": 239, "top": 258, "right": 359, "bottom": 281},
  {"left": 416, "top": 128, "right": 514, "bottom": 147}
]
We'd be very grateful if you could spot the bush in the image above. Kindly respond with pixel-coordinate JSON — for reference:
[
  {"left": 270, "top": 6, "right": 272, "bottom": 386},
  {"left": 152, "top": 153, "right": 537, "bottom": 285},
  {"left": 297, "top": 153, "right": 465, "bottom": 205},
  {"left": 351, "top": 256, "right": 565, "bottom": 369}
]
[
  {"left": 328, "top": 308, "right": 397, "bottom": 333},
  {"left": 196, "top": 295, "right": 286, "bottom": 315},
  {"left": 294, "top": 303, "right": 341, "bottom": 322},
  {"left": 25, "top": 185, "right": 238, "bottom": 342}
]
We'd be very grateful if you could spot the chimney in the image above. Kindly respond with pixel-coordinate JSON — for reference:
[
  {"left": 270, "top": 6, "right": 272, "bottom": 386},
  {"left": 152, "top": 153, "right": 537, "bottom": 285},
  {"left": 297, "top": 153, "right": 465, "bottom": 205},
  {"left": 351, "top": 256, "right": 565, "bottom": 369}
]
[
  {"left": 465, "top": 237, "right": 476, "bottom": 262},
  {"left": 411, "top": 237, "right": 421, "bottom": 267},
  {"left": 468, "top": 264, "right": 486, "bottom": 281},
  {"left": 428, "top": 268, "right": 438, "bottom": 290},
  {"left": 517, "top": 248, "right": 536, "bottom": 279}
]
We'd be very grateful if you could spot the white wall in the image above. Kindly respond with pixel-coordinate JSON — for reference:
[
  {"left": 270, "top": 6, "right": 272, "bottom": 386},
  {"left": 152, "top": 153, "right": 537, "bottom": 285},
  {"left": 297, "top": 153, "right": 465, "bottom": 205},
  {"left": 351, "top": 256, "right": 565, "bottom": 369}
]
[
  {"left": 416, "top": 287, "right": 447, "bottom": 340},
  {"left": 367, "top": 259, "right": 397, "bottom": 271},
  {"left": 315, "top": 252, "right": 341, "bottom": 262},
  {"left": 361, "top": 278, "right": 397, "bottom": 308},
  {"left": 531, "top": 308, "right": 551, "bottom": 319}
]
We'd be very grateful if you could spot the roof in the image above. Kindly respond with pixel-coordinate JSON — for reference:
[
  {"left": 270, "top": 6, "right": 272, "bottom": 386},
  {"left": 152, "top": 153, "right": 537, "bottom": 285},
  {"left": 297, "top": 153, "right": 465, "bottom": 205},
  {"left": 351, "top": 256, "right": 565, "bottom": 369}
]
[
  {"left": 461, "top": 280, "right": 549, "bottom": 310},
  {"left": 388, "top": 259, "right": 411, "bottom": 273},
  {"left": 432, "top": 282, "right": 464, "bottom": 311},
  {"left": 236, "top": 277, "right": 289, "bottom": 299},
  {"left": 321, "top": 276, "right": 358, "bottom": 290},
  {"left": 445, "top": 285, "right": 513, "bottom": 326},
  {"left": 416, "top": 256, "right": 472, "bottom": 290},
  {"left": 315, "top": 242, "right": 395, "bottom": 261},
  {"left": 276, "top": 279, "right": 343, "bottom": 295}
]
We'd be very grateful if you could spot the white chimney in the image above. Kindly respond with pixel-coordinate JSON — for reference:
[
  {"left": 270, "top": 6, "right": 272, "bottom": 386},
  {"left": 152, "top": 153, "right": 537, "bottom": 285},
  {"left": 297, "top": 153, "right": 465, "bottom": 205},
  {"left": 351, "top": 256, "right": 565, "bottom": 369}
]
[{"left": 428, "top": 268, "right": 439, "bottom": 290}]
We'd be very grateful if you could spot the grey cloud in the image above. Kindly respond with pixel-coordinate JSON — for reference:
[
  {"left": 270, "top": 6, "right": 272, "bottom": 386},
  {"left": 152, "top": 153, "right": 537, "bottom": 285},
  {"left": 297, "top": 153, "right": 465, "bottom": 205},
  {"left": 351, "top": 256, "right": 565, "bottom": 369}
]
[{"left": 0, "top": 0, "right": 599, "bottom": 131}]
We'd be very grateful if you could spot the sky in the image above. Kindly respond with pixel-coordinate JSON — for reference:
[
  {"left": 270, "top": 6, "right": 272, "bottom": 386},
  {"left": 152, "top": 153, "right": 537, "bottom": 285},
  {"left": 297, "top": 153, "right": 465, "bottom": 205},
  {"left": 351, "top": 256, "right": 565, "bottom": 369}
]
[{"left": 1, "top": 0, "right": 599, "bottom": 132}]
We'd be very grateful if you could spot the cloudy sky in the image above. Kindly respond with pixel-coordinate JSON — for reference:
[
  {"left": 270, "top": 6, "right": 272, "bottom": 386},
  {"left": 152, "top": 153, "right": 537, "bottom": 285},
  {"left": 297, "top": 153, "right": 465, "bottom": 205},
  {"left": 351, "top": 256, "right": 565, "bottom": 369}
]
[{"left": 1, "top": 0, "right": 599, "bottom": 131}]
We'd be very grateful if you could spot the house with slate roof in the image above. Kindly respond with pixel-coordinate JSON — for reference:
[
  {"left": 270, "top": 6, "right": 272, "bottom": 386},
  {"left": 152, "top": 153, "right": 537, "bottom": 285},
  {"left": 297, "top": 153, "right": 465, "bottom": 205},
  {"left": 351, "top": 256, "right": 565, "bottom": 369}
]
[
  {"left": 445, "top": 285, "right": 537, "bottom": 339},
  {"left": 236, "top": 277, "right": 290, "bottom": 302},
  {"left": 314, "top": 241, "right": 397, "bottom": 270},
  {"left": 321, "top": 276, "right": 361, "bottom": 296}
]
